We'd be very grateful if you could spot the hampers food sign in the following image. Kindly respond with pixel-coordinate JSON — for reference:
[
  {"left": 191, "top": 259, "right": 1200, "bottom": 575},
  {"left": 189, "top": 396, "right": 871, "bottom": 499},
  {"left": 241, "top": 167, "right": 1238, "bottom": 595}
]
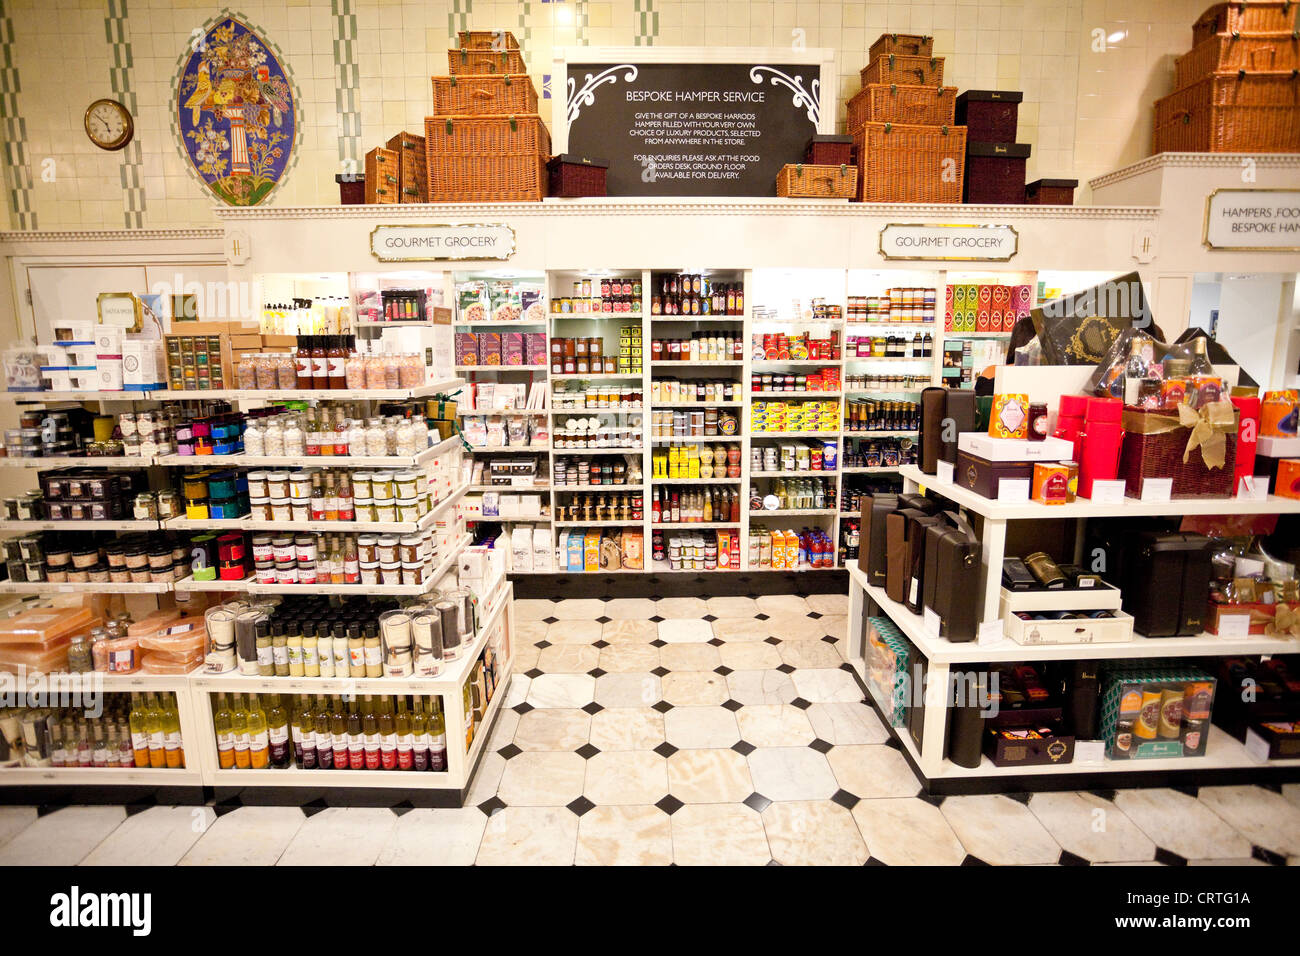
[{"left": 370, "top": 224, "right": 516, "bottom": 262}]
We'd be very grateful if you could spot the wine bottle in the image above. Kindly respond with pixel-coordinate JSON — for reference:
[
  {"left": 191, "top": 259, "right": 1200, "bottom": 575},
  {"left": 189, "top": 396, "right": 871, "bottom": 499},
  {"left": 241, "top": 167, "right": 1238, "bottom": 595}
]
[
  {"left": 266, "top": 694, "right": 290, "bottom": 769},
  {"left": 247, "top": 694, "right": 270, "bottom": 770},
  {"left": 161, "top": 693, "right": 184, "bottom": 768},
  {"left": 231, "top": 694, "right": 251, "bottom": 769}
]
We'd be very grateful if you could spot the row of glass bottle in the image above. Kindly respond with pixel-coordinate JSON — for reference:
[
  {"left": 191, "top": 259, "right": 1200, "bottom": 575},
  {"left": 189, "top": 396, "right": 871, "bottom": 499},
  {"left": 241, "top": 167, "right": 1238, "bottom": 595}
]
[
  {"left": 245, "top": 409, "right": 430, "bottom": 459},
  {"left": 43, "top": 692, "right": 184, "bottom": 769}
]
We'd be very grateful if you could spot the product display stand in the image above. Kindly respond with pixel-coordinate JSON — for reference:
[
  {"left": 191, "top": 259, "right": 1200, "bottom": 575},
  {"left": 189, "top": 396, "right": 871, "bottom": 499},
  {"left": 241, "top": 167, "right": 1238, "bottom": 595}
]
[{"left": 0, "top": 377, "right": 519, "bottom": 807}]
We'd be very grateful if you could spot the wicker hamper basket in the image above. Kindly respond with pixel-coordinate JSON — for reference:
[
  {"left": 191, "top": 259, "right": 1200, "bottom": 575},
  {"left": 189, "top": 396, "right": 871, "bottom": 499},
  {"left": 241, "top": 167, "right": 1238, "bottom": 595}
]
[
  {"left": 860, "top": 54, "right": 944, "bottom": 87},
  {"left": 869, "top": 34, "right": 936, "bottom": 60},
  {"left": 456, "top": 30, "right": 520, "bottom": 50},
  {"left": 1193, "top": 1, "right": 1300, "bottom": 45},
  {"left": 447, "top": 47, "right": 528, "bottom": 76},
  {"left": 1153, "top": 70, "right": 1300, "bottom": 152},
  {"left": 1174, "top": 33, "right": 1300, "bottom": 89},
  {"left": 847, "top": 83, "right": 957, "bottom": 130},
  {"left": 1118, "top": 407, "right": 1239, "bottom": 499},
  {"left": 776, "top": 163, "right": 859, "bottom": 198},
  {"left": 424, "top": 114, "right": 551, "bottom": 202},
  {"left": 431, "top": 74, "right": 539, "bottom": 115},
  {"left": 852, "top": 122, "right": 966, "bottom": 203}
]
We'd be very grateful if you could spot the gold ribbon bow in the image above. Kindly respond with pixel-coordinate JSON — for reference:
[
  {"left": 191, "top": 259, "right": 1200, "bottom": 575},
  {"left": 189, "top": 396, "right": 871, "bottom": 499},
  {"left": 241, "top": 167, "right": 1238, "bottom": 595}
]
[
  {"left": 1175, "top": 399, "right": 1237, "bottom": 470},
  {"left": 1266, "top": 603, "right": 1300, "bottom": 638}
]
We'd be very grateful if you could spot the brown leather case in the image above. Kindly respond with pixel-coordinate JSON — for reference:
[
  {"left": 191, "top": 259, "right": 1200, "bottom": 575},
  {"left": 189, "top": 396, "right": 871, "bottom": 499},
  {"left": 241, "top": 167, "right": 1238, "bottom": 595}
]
[
  {"left": 905, "top": 512, "right": 944, "bottom": 613},
  {"left": 885, "top": 510, "right": 921, "bottom": 604},
  {"left": 919, "top": 387, "right": 947, "bottom": 474},
  {"left": 942, "top": 389, "right": 978, "bottom": 465},
  {"left": 859, "top": 493, "right": 899, "bottom": 588}
]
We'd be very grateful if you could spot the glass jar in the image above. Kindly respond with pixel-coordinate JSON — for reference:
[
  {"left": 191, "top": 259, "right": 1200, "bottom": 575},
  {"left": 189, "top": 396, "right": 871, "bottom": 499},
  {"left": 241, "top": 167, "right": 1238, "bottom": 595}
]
[
  {"left": 263, "top": 417, "right": 286, "bottom": 457},
  {"left": 243, "top": 419, "right": 265, "bottom": 457},
  {"left": 67, "top": 634, "right": 93, "bottom": 672},
  {"left": 133, "top": 493, "right": 158, "bottom": 520},
  {"left": 236, "top": 354, "right": 258, "bottom": 390},
  {"left": 282, "top": 415, "right": 305, "bottom": 457},
  {"left": 345, "top": 353, "right": 367, "bottom": 389},
  {"left": 394, "top": 419, "right": 419, "bottom": 457},
  {"left": 347, "top": 418, "right": 367, "bottom": 457},
  {"left": 399, "top": 353, "right": 423, "bottom": 388},
  {"left": 364, "top": 418, "right": 387, "bottom": 457},
  {"left": 275, "top": 353, "right": 297, "bottom": 389},
  {"left": 156, "top": 489, "right": 182, "bottom": 519},
  {"left": 383, "top": 355, "right": 401, "bottom": 389},
  {"left": 254, "top": 354, "right": 278, "bottom": 389},
  {"left": 365, "top": 355, "right": 387, "bottom": 390}
]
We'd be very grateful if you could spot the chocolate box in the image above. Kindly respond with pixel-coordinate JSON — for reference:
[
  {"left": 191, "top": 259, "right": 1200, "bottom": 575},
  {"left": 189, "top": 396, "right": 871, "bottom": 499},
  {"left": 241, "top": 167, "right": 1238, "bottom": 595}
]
[
  {"left": 963, "top": 142, "right": 1031, "bottom": 205},
  {"left": 985, "top": 725, "right": 1076, "bottom": 767},
  {"left": 1245, "top": 721, "right": 1300, "bottom": 760},
  {"left": 804, "top": 134, "right": 854, "bottom": 166},
  {"left": 1100, "top": 664, "right": 1216, "bottom": 760},
  {"left": 955, "top": 449, "right": 1033, "bottom": 498},
  {"left": 1024, "top": 178, "right": 1078, "bottom": 205},
  {"left": 955, "top": 90, "right": 1023, "bottom": 142}
]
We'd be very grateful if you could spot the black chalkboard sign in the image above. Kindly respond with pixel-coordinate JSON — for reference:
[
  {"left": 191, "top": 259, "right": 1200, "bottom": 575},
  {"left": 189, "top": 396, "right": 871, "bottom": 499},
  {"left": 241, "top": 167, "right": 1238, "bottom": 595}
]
[{"left": 564, "top": 61, "right": 824, "bottom": 197}]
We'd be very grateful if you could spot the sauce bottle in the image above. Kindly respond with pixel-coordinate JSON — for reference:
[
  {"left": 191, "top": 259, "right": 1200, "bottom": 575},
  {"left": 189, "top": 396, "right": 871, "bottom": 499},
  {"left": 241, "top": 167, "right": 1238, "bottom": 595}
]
[
  {"left": 295, "top": 336, "right": 315, "bottom": 390},
  {"left": 327, "top": 335, "right": 346, "bottom": 390},
  {"left": 310, "top": 336, "right": 329, "bottom": 389}
]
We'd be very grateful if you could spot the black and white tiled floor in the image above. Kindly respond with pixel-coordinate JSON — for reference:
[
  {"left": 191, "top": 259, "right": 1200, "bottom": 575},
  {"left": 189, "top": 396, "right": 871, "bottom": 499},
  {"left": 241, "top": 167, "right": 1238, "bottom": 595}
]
[{"left": 1, "top": 592, "right": 1299, "bottom": 865}]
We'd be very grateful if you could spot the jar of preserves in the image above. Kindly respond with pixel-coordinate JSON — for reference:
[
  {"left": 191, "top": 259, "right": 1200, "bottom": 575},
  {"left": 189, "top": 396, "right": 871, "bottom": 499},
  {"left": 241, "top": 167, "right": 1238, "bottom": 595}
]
[{"left": 133, "top": 493, "right": 158, "bottom": 520}]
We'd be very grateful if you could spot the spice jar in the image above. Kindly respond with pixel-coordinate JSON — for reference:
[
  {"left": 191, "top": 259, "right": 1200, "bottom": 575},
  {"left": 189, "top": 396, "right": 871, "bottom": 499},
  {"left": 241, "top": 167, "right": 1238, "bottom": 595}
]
[
  {"left": 133, "top": 493, "right": 158, "bottom": 520},
  {"left": 365, "top": 418, "right": 387, "bottom": 457}
]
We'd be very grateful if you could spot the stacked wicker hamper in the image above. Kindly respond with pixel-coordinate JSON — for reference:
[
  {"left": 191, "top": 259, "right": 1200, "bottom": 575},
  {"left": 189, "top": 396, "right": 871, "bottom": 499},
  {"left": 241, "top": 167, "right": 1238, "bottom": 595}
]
[
  {"left": 1153, "top": 1, "right": 1300, "bottom": 153},
  {"left": 846, "top": 34, "right": 966, "bottom": 202},
  {"left": 426, "top": 32, "right": 550, "bottom": 202}
]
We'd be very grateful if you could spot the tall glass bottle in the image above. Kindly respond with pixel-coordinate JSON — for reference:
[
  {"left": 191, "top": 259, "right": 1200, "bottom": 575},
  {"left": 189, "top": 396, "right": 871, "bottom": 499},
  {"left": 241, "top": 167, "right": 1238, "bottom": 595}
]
[
  {"left": 313, "top": 695, "right": 334, "bottom": 770},
  {"left": 411, "top": 697, "right": 430, "bottom": 772},
  {"left": 145, "top": 693, "right": 166, "bottom": 769},
  {"left": 231, "top": 694, "right": 251, "bottom": 769},
  {"left": 429, "top": 699, "right": 448, "bottom": 773},
  {"left": 361, "top": 695, "right": 381, "bottom": 770},
  {"left": 330, "top": 694, "right": 349, "bottom": 770},
  {"left": 213, "top": 693, "right": 235, "bottom": 769},
  {"left": 346, "top": 698, "right": 365, "bottom": 770},
  {"left": 394, "top": 696, "right": 414, "bottom": 770},
  {"left": 128, "top": 692, "right": 150, "bottom": 768},
  {"left": 266, "top": 694, "right": 290, "bottom": 769},
  {"left": 378, "top": 697, "right": 397, "bottom": 771},
  {"left": 247, "top": 694, "right": 270, "bottom": 770}
]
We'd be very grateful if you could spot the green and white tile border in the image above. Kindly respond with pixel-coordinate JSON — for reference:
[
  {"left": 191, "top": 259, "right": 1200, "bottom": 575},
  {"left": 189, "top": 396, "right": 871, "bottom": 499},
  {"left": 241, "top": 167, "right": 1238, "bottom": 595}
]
[
  {"left": 0, "top": 0, "right": 35, "bottom": 229},
  {"left": 105, "top": 0, "right": 146, "bottom": 228},
  {"left": 448, "top": 0, "right": 470, "bottom": 39},
  {"left": 634, "top": 0, "right": 658, "bottom": 47},
  {"left": 332, "top": 0, "right": 361, "bottom": 182}
]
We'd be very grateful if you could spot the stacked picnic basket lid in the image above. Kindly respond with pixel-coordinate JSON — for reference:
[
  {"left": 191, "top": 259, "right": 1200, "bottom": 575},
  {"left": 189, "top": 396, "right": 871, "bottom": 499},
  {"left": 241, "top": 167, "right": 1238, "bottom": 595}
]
[
  {"left": 425, "top": 31, "right": 550, "bottom": 201},
  {"left": 845, "top": 33, "right": 965, "bottom": 202},
  {"left": 1153, "top": 0, "right": 1300, "bottom": 153}
]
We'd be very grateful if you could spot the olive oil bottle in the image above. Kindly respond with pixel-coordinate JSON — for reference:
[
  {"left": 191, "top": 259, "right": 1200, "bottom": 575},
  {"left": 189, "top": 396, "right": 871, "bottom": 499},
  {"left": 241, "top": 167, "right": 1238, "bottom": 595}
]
[
  {"left": 429, "top": 698, "right": 448, "bottom": 773},
  {"left": 378, "top": 697, "right": 397, "bottom": 770},
  {"left": 394, "top": 696, "right": 414, "bottom": 770},
  {"left": 145, "top": 693, "right": 166, "bottom": 769}
]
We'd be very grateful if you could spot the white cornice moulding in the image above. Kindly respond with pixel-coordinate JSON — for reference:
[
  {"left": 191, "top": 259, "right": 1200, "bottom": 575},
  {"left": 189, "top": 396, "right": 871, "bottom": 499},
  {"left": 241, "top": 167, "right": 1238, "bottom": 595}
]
[
  {"left": 1088, "top": 152, "right": 1300, "bottom": 190},
  {"left": 211, "top": 201, "right": 1159, "bottom": 221},
  {"left": 0, "top": 228, "right": 224, "bottom": 243}
]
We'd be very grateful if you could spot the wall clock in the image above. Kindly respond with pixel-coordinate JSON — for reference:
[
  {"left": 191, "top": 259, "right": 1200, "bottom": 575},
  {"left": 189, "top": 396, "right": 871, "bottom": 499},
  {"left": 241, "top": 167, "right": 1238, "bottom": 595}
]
[{"left": 84, "top": 98, "right": 134, "bottom": 151}]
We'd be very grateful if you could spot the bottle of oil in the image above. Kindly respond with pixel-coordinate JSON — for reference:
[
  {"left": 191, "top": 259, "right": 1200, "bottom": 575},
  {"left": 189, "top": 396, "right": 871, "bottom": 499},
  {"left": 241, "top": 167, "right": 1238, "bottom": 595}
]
[
  {"left": 361, "top": 695, "right": 380, "bottom": 770},
  {"left": 330, "top": 694, "right": 349, "bottom": 770},
  {"left": 346, "top": 698, "right": 365, "bottom": 769},
  {"left": 411, "top": 697, "right": 429, "bottom": 771},
  {"left": 145, "top": 693, "right": 166, "bottom": 769},
  {"left": 429, "top": 698, "right": 447, "bottom": 773},
  {"left": 394, "top": 696, "right": 414, "bottom": 770},
  {"left": 378, "top": 697, "right": 397, "bottom": 770}
]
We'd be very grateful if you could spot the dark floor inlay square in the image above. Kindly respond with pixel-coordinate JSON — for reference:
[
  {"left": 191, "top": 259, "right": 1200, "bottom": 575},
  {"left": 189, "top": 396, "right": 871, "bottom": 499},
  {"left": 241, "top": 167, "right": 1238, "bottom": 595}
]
[
  {"left": 651, "top": 666, "right": 671, "bottom": 677},
  {"left": 524, "top": 668, "right": 544, "bottom": 679},
  {"left": 830, "top": 788, "right": 859, "bottom": 810},
  {"left": 543, "top": 616, "right": 559, "bottom": 625},
  {"left": 960, "top": 854, "right": 990, "bottom": 866},
  {"left": 789, "top": 697, "right": 812, "bottom": 710},
  {"left": 766, "top": 859, "right": 781, "bottom": 866},
  {"left": 777, "top": 663, "right": 796, "bottom": 674},
  {"left": 743, "top": 792, "right": 772, "bottom": 813},
  {"left": 582, "top": 702, "right": 605, "bottom": 715},
  {"left": 596, "top": 616, "right": 612, "bottom": 624},
  {"left": 512, "top": 702, "right": 535, "bottom": 715},
  {"left": 807, "top": 611, "right": 823, "bottom": 620},
  {"left": 649, "top": 615, "right": 665, "bottom": 623},
  {"left": 212, "top": 801, "right": 242, "bottom": 817},
  {"left": 721, "top": 698, "right": 744, "bottom": 712},
  {"left": 1058, "top": 849, "right": 1090, "bottom": 866},
  {"left": 302, "top": 798, "right": 329, "bottom": 818},
  {"left": 1088, "top": 788, "right": 1117, "bottom": 803},
  {"left": 587, "top": 667, "right": 607, "bottom": 678},
  {"left": 714, "top": 665, "right": 734, "bottom": 676},
  {"left": 536, "top": 640, "right": 552, "bottom": 650},
  {"left": 477, "top": 796, "right": 507, "bottom": 817},
  {"left": 567, "top": 796, "right": 596, "bottom": 817},
  {"left": 576, "top": 743, "right": 601, "bottom": 759},
  {"left": 755, "top": 613, "right": 770, "bottom": 621},
  {"left": 593, "top": 639, "right": 610, "bottom": 649},
  {"left": 652, "top": 700, "right": 674, "bottom": 713},
  {"left": 764, "top": 636, "right": 781, "bottom": 645},
  {"left": 650, "top": 639, "right": 667, "bottom": 648},
  {"left": 809, "top": 737, "right": 833, "bottom": 753},
  {"left": 821, "top": 635, "right": 838, "bottom": 643},
  {"left": 1154, "top": 846, "right": 1187, "bottom": 866},
  {"left": 654, "top": 741, "right": 679, "bottom": 758},
  {"left": 708, "top": 637, "right": 725, "bottom": 646},
  {"left": 1252, "top": 845, "right": 1287, "bottom": 866},
  {"left": 497, "top": 743, "right": 523, "bottom": 760},
  {"left": 390, "top": 801, "right": 416, "bottom": 817},
  {"left": 917, "top": 792, "right": 945, "bottom": 807},
  {"left": 702, "top": 614, "right": 717, "bottom": 622},
  {"left": 656, "top": 794, "right": 685, "bottom": 815},
  {"left": 124, "top": 801, "right": 154, "bottom": 817},
  {"left": 731, "top": 740, "right": 756, "bottom": 755},
  {"left": 1004, "top": 791, "right": 1031, "bottom": 805},
  {"left": 865, "top": 856, "right": 888, "bottom": 866}
]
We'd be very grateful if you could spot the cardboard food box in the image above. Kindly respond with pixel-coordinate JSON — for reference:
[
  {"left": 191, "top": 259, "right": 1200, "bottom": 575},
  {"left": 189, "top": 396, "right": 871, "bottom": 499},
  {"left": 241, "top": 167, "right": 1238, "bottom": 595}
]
[
  {"left": 1245, "top": 721, "right": 1300, "bottom": 760},
  {"left": 865, "top": 616, "right": 913, "bottom": 728},
  {"left": 955, "top": 449, "right": 1034, "bottom": 498},
  {"left": 984, "top": 725, "right": 1075, "bottom": 767},
  {"left": 1100, "top": 664, "right": 1216, "bottom": 760}
]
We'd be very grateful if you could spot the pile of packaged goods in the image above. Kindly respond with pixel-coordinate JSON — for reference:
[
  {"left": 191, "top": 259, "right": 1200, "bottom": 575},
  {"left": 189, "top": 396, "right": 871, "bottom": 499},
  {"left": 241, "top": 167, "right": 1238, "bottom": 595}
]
[
  {"left": 552, "top": 277, "right": 641, "bottom": 315},
  {"left": 654, "top": 378, "right": 739, "bottom": 404},
  {"left": 651, "top": 332, "right": 743, "bottom": 363},
  {"left": 457, "top": 276, "right": 547, "bottom": 325},
  {"left": 751, "top": 369, "right": 840, "bottom": 393},
  {"left": 9, "top": 466, "right": 152, "bottom": 523},
  {"left": 650, "top": 273, "right": 744, "bottom": 316},
  {"left": 553, "top": 454, "right": 640, "bottom": 486},
  {"left": 652, "top": 529, "right": 740, "bottom": 572},
  {"left": 651, "top": 409, "right": 740, "bottom": 439},
  {"left": 751, "top": 330, "right": 841, "bottom": 361},
  {"left": 3, "top": 532, "right": 191, "bottom": 586},
  {"left": 462, "top": 412, "right": 549, "bottom": 449},
  {"left": 653, "top": 443, "right": 742, "bottom": 480},
  {"left": 842, "top": 435, "right": 916, "bottom": 468},
  {"left": 749, "top": 477, "right": 836, "bottom": 512},
  {"left": 551, "top": 331, "right": 643, "bottom": 375},
  {"left": 751, "top": 440, "right": 838, "bottom": 475},
  {"left": 745, "top": 527, "right": 836, "bottom": 570},
  {"left": 3, "top": 406, "right": 126, "bottom": 460},
  {"left": 847, "top": 288, "right": 937, "bottom": 323},
  {"left": 553, "top": 416, "right": 641, "bottom": 450},
  {"left": 1, "top": 692, "right": 186, "bottom": 770},
  {"left": 456, "top": 330, "right": 548, "bottom": 367},
  {"left": 555, "top": 492, "right": 643, "bottom": 524},
  {"left": 944, "top": 282, "right": 1034, "bottom": 334},
  {"left": 752, "top": 399, "right": 839, "bottom": 433},
  {"left": 650, "top": 486, "right": 741, "bottom": 524},
  {"left": 557, "top": 527, "right": 644, "bottom": 572},
  {"left": 846, "top": 330, "right": 931, "bottom": 358},
  {"left": 844, "top": 399, "right": 920, "bottom": 434},
  {"left": 0, "top": 605, "right": 206, "bottom": 676},
  {"left": 553, "top": 382, "right": 643, "bottom": 410}
]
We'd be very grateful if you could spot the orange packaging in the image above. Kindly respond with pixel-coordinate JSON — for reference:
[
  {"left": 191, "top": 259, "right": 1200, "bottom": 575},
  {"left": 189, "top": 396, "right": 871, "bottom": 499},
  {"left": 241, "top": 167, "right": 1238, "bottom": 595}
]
[
  {"left": 1260, "top": 390, "right": 1299, "bottom": 437},
  {"left": 989, "top": 393, "right": 1030, "bottom": 439},
  {"left": 1032, "top": 462, "right": 1075, "bottom": 505},
  {"left": 92, "top": 635, "right": 140, "bottom": 674},
  {"left": 1275, "top": 459, "right": 1300, "bottom": 499},
  {"left": 0, "top": 608, "right": 99, "bottom": 646}
]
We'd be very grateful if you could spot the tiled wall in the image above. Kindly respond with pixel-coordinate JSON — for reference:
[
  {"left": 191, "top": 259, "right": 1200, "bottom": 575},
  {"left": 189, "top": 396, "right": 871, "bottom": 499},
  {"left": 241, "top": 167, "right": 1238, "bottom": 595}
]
[{"left": 2, "top": 0, "right": 1213, "bottom": 230}]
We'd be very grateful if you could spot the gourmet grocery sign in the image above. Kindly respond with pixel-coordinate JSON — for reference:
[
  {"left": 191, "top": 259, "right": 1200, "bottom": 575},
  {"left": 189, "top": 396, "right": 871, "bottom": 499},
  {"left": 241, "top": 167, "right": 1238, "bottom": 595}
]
[
  {"left": 879, "top": 223, "right": 1019, "bottom": 261},
  {"left": 370, "top": 224, "right": 516, "bottom": 262}
]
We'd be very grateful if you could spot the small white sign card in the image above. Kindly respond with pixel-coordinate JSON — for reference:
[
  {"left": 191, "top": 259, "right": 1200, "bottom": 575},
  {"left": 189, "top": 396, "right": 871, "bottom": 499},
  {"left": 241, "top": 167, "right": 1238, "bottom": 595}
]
[
  {"left": 1140, "top": 477, "right": 1173, "bottom": 502},
  {"left": 1090, "top": 479, "right": 1127, "bottom": 504},
  {"left": 1215, "top": 614, "right": 1252, "bottom": 640},
  {"left": 977, "top": 620, "right": 1006, "bottom": 646},
  {"left": 1237, "top": 475, "right": 1270, "bottom": 500},
  {"left": 997, "top": 478, "right": 1030, "bottom": 502},
  {"left": 936, "top": 460, "right": 955, "bottom": 485}
]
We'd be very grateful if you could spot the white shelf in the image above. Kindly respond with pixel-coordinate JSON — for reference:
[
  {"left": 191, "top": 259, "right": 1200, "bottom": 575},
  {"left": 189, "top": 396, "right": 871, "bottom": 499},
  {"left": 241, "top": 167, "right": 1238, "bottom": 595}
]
[
  {"left": 750, "top": 430, "right": 840, "bottom": 439},
  {"left": 751, "top": 470, "right": 839, "bottom": 478},
  {"left": 654, "top": 521, "right": 740, "bottom": 530},
  {"left": 750, "top": 508, "right": 838, "bottom": 517},
  {"left": 555, "top": 483, "right": 644, "bottom": 491},
  {"left": 845, "top": 430, "right": 917, "bottom": 438},
  {"left": 750, "top": 359, "right": 840, "bottom": 368},
  {"left": 452, "top": 320, "right": 548, "bottom": 328},
  {"left": 0, "top": 519, "right": 160, "bottom": 531},
  {"left": 842, "top": 466, "right": 902, "bottom": 474},
  {"left": 900, "top": 464, "right": 1300, "bottom": 519},
  {"left": 845, "top": 321, "right": 937, "bottom": 329},
  {"left": 467, "top": 408, "right": 550, "bottom": 416},
  {"left": 650, "top": 360, "right": 744, "bottom": 367},
  {"left": 468, "top": 483, "right": 549, "bottom": 492},
  {"left": 165, "top": 483, "right": 467, "bottom": 534},
  {"left": 0, "top": 765, "right": 205, "bottom": 786},
  {"left": 0, "top": 456, "right": 156, "bottom": 468},
  {"left": 550, "top": 372, "right": 641, "bottom": 380},
  {"left": 0, "top": 579, "right": 173, "bottom": 594},
  {"left": 469, "top": 444, "right": 550, "bottom": 453},
  {"left": 156, "top": 434, "right": 462, "bottom": 470},
  {"left": 649, "top": 315, "right": 744, "bottom": 322},
  {"left": 751, "top": 391, "right": 843, "bottom": 399},
  {"left": 551, "top": 446, "right": 641, "bottom": 454},
  {"left": 455, "top": 365, "right": 548, "bottom": 372},
  {"left": 653, "top": 401, "right": 744, "bottom": 408},
  {"left": 842, "top": 355, "right": 929, "bottom": 362},
  {"left": 653, "top": 476, "right": 742, "bottom": 484},
  {"left": 843, "top": 388, "right": 925, "bottom": 395},
  {"left": 553, "top": 519, "right": 643, "bottom": 527},
  {"left": 353, "top": 320, "right": 432, "bottom": 328},
  {"left": 5, "top": 390, "right": 167, "bottom": 403},
  {"left": 549, "top": 406, "right": 643, "bottom": 413},
  {"left": 162, "top": 380, "right": 464, "bottom": 401},
  {"left": 650, "top": 435, "right": 737, "bottom": 444}
]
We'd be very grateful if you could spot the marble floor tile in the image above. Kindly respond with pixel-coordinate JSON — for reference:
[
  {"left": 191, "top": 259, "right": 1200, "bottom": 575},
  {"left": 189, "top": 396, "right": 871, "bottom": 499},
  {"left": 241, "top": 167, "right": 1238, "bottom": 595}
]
[
  {"left": 179, "top": 807, "right": 307, "bottom": 866},
  {"left": 526, "top": 673, "right": 597, "bottom": 708},
  {"left": 277, "top": 808, "right": 396, "bottom": 866},
  {"left": 588, "top": 707, "right": 665, "bottom": 751},
  {"left": 512, "top": 643, "right": 541, "bottom": 671},
  {"left": 536, "top": 643, "right": 601, "bottom": 673},
  {"left": 487, "top": 708, "right": 521, "bottom": 752},
  {"left": 503, "top": 674, "right": 532, "bottom": 707},
  {"left": 583, "top": 751, "right": 669, "bottom": 805},
  {"left": 594, "top": 671, "right": 661, "bottom": 708},
  {"left": 464, "top": 751, "right": 507, "bottom": 806},
  {"left": 602, "top": 597, "right": 659, "bottom": 620},
  {"left": 668, "top": 748, "right": 755, "bottom": 803},
  {"left": 513, "top": 708, "right": 591, "bottom": 751},
  {"left": 826, "top": 744, "right": 921, "bottom": 798},
  {"left": 1187, "top": 857, "right": 1270, "bottom": 865},
  {"left": 514, "top": 620, "right": 549, "bottom": 646},
  {"left": 712, "top": 616, "right": 774, "bottom": 642},
  {"left": 655, "top": 596, "right": 710, "bottom": 618},
  {"left": 755, "top": 594, "right": 811, "bottom": 616},
  {"left": 576, "top": 805, "right": 673, "bottom": 865},
  {"left": 736, "top": 704, "right": 816, "bottom": 747},
  {"left": 546, "top": 620, "right": 603, "bottom": 644},
  {"left": 476, "top": 806, "right": 579, "bottom": 865},
  {"left": 1028, "top": 792, "right": 1156, "bottom": 863},
  {"left": 805, "top": 703, "right": 890, "bottom": 745},
  {"left": 791, "top": 668, "right": 863, "bottom": 703},
  {"left": 718, "top": 640, "right": 783, "bottom": 670},
  {"left": 1284, "top": 784, "right": 1300, "bottom": 809},
  {"left": 0, "top": 806, "right": 125, "bottom": 866},
  {"left": 763, "top": 800, "right": 869, "bottom": 866},
  {"left": 514, "top": 598, "right": 557, "bottom": 622},
  {"left": 496, "top": 751, "right": 588, "bottom": 806},
  {"left": 762, "top": 611, "right": 834, "bottom": 642},
  {"left": 664, "top": 705, "right": 741, "bottom": 749},
  {"left": 747, "top": 747, "right": 839, "bottom": 801},
  {"left": 550, "top": 598, "right": 609, "bottom": 620},
  {"left": 602, "top": 619, "right": 659, "bottom": 643},
  {"left": 661, "top": 670, "right": 729, "bottom": 706},
  {"left": 706, "top": 595, "right": 759, "bottom": 617},
  {"left": 805, "top": 593, "right": 850, "bottom": 615},
  {"left": 659, "top": 642, "right": 722, "bottom": 671},
  {"left": 0, "top": 807, "right": 36, "bottom": 849},
  {"left": 374, "top": 808, "right": 487, "bottom": 866},
  {"left": 598, "top": 642, "right": 660, "bottom": 672},
  {"left": 940, "top": 795, "right": 1062, "bottom": 865},
  {"left": 815, "top": 615, "right": 849, "bottom": 640},
  {"left": 778, "top": 639, "right": 845, "bottom": 669},
  {"left": 82, "top": 806, "right": 216, "bottom": 866},
  {"left": 850, "top": 798, "right": 967, "bottom": 866},
  {"left": 727, "top": 669, "right": 798, "bottom": 705},
  {"left": 658, "top": 618, "right": 714, "bottom": 643},
  {"left": 1197, "top": 785, "right": 1300, "bottom": 856},
  {"left": 671, "top": 804, "right": 771, "bottom": 866}
]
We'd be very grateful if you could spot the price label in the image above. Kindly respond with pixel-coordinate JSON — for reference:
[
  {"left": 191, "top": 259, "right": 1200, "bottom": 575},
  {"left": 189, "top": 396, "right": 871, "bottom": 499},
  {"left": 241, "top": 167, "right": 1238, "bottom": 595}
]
[
  {"left": 1216, "top": 614, "right": 1252, "bottom": 639},
  {"left": 977, "top": 620, "right": 1006, "bottom": 646},
  {"left": 1090, "top": 480, "right": 1127, "bottom": 504},
  {"left": 922, "top": 607, "right": 941, "bottom": 637},
  {"left": 1237, "top": 475, "right": 1270, "bottom": 500},
  {"left": 1074, "top": 740, "right": 1105, "bottom": 765},
  {"left": 936, "top": 461, "right": 955, "bottom": 484},
  {"left": 1140, "top": 478, "right": 1172, "bottom": 502},
  {"left": 997, "top": 479, "right": 1030, "bottom": 502}
]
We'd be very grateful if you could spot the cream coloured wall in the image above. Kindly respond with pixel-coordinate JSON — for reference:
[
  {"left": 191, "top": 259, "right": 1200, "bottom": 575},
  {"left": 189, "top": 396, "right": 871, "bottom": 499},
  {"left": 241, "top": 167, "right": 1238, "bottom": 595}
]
[{"left": 1, "top": 0, "right": 1214, "bottom": 230}]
